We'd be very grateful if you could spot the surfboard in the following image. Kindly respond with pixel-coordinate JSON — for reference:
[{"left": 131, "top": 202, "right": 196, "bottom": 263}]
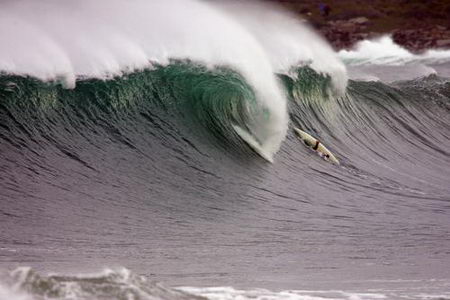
[
  {"left": 232, "top": 125, "right": 273, "bottom": 163},
  {"left": 293, "top": 127, "right": 339, "bottom": 165}
]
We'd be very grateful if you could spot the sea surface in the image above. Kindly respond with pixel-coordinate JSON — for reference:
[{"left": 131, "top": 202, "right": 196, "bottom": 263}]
[{"left": 1, "top": 1, "right": 450, "bottom": 299}]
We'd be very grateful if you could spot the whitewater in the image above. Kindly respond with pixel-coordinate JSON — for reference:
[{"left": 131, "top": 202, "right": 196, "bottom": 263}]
[{"left": 1, "top": 0, "right": 450, "bottom": 299}]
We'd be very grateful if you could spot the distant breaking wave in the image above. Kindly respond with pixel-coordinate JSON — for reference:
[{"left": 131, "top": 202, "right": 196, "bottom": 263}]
[
  {"left": 339, "top": 36, "right": 450, "bottom": 81},
  {"left": 2, "top": 268, "right": 450, "bottom": 300},
  {"left": 339, "top": 36, "right": 450, "bottom": 66}
]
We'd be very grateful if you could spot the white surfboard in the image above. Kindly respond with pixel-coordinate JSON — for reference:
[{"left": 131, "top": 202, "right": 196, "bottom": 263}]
[
  {"left": 293, "top": 127, "right": 339, "bottom": 165},
  {"left": 232, "top": 125, "right": 273, "bottom": 163}
]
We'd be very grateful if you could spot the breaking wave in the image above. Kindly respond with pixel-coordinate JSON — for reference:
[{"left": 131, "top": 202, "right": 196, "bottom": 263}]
[
  {"left": 339, "top": 36, "right": 450, "bottom": 81},
  {"left": 0, "top": 0, "right": 347, "bottom": 159},
  {"left": 1, "top": 1, "right": 450, "bottom": 300}
]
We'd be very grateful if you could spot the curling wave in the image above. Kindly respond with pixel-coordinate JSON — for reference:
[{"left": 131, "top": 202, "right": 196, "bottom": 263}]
[
  {"left": 1, "top": 1, "right": 450, "bottom": 299},
  {"left": 0, "top": 0, "right": 347, "bottom": 159}
]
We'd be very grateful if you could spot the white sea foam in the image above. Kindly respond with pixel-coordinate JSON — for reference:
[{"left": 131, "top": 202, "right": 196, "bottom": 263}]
[
  {"left": 0, "top": 284, "right": 33, "bottom": 300},
  {"left": 339, "top": 36, "right": 450, "bottom": 66},
  {"left": 1, "top": 267, "right": 449, "bottom": 300},
  {"left": 0, "top": 269, "right": 33, "bottom": 300},
  {"left": 178, "top": 286, "right": 389, "bottom": 300},
  {"left": 338, "top": 36, "right": 450, "bottom": 81}
]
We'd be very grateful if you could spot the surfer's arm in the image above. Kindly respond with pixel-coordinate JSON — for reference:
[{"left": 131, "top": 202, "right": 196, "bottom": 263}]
[{"left": 312, "top": 140, "right": 320, "bottom": 151}]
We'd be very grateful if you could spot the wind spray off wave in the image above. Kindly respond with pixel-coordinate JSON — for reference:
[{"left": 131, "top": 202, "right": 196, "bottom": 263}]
[
  {"left": 0, "top": 0, "right": 349, "bottom": 160},
  {"left": 213, "top": 1, "right": 348, "bottom": 95},
  {"left": 1, "top": 1, "right": 450, "bottom": 299}
]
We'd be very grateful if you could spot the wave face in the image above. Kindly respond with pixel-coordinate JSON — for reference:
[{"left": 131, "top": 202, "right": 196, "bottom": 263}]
[{"left": 1, "top": 1, "right": 450, "bottom": 300}]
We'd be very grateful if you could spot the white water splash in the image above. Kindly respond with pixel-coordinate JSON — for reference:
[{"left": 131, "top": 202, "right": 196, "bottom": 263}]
[
  {"left": 213, "top": 1, "right": 348, "bottom": 95},
  {"left": 0, "top": 284, "right": 33, "bottom": 300},
  {"left": 178, "top": 286, "right": 388, "bottom": 300},
  {"left": 338, "top": 36, "right": 450, "bottom": 81},
  {"left": 2, "top": 267, "right": 450, "bottom": 300},
  {"left": 339, "top": 36, "right": 450, "bottom": 66}
]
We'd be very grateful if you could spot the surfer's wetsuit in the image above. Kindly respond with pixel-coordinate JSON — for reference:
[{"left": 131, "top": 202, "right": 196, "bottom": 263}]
[
  {"left": 313, "top": 140, "right": 320, "bottom": 151},
  {"left": 313, "top": 140, "right": 330, "bottom": 159}
]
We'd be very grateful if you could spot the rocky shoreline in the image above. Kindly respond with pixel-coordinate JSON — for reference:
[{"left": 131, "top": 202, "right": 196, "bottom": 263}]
[
  {"left": 266, "top": 0, "right": 450, "bottom": 52},
  {"left": 318, "top": 19, "right": 450, "bottom": 52}
]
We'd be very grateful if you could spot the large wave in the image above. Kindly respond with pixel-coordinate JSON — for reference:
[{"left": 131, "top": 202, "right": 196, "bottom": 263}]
[
  {"left": 1, "top": 1, "right": 450, "bottom": 299},
  {"left": 0, "top": 0, "right": 347, "bottom": 160}
]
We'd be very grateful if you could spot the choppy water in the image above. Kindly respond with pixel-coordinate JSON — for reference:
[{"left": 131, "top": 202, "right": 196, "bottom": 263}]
[{"left": 1, "top": 1, "right": 450, "bottom": 299}]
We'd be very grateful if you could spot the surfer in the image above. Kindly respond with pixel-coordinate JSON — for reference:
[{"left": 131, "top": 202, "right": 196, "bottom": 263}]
[
  {"left": 294, "top": 127, "right": 338, "bottom": 164},
  {"left": 311, "top": 140, "right": 331, "bottom": 160}
]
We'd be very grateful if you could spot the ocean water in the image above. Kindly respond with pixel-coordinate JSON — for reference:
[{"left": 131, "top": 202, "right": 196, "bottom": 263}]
[{"left": 1, "top": 1, "right": 450, "bottom": 299}]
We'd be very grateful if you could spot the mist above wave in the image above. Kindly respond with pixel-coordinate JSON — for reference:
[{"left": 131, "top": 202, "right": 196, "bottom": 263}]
[
  {"left": 0, "top": 0, "right": 293, "bottom": 157},
  {"left": 0, "top": 0, "right": 350, "bottom": 159},
  {"left": 211, "top": 1, "right": 347, "bottom": 95}
]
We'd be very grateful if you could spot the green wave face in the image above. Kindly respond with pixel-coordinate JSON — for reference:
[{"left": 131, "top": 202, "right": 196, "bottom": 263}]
[
  {"left": 0, "top": 63, "right": 341, "bottom": 164},
  {"left": 0, "top": 62, "right": 267, "bottom": 156}
]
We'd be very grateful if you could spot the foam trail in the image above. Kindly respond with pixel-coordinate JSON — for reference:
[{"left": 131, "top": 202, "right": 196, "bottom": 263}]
[
  {"left": 0, "top": 0, "right": 291, "bottom": 158},
  {"left": 214, "top": 1, "right": 348, "bottom": 95}
]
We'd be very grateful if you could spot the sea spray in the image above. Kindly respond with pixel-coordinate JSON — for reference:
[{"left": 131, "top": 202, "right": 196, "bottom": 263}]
[
  {"left": 339, "top": 36, "right": 450, "bottom": 66},
  {"left": 213, "top": 1, "right": 348, "bottom": 95},
  {"left": 339, "top": 36, "right": 450, "bottom": 81},
  {"left": 0, "top": 0, "right": 294, "bottom": 157}
]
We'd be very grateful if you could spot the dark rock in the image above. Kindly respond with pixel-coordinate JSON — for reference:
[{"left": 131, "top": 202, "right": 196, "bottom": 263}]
[{"left": 436, "top": 39, "right": 450, "bottom": 48}]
